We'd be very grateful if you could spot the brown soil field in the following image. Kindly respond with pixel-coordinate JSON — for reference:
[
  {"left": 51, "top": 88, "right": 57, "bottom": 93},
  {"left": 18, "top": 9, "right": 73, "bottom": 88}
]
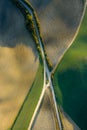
[{"left": 29, "top": 0, "right": 84, "bottom": 67}]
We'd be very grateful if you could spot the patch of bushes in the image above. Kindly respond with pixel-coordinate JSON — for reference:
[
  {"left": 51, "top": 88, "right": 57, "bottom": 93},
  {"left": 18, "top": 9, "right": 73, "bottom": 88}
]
[
  {"left": 33, "top": 11, "right": 41, "bottom": 34},
  {"left": 12, "top": 0, "right": 53, "bottom": 71},
  {"left": 40, "top": 37, "right": 53, "bottom": 71}
]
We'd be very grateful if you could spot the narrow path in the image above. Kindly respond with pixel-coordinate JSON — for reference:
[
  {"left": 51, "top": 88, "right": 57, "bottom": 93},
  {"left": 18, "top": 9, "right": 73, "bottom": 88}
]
[{"left": 17, "top": 0, "right": 62, "bottom": 130}]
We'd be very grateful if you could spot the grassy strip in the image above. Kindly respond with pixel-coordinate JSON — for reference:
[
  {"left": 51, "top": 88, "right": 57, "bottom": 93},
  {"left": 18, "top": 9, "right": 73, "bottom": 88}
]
[
  {"left": 52, "top": 71, "right": 63, "bottom": 106},
  {"left": 10, "top": 60, "right": 44, "bottom": 130},
  {"left": 58, "top": 107, "right": 65, "bottom": 130}
]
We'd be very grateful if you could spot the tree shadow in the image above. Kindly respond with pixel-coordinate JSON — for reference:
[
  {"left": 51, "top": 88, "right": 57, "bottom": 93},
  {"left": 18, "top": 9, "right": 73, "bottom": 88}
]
[{"left": 0, "top": 0, "right": 38, "bottom": 55}]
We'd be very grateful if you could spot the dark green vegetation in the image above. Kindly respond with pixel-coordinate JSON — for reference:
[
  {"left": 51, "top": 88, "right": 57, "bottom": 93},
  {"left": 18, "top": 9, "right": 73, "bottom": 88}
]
[
  {"left": 11, "top": 60, "right": 44, "bottom": 130},
  {"left": 53, "top": 6, "right": 87, "bottom": 130}
]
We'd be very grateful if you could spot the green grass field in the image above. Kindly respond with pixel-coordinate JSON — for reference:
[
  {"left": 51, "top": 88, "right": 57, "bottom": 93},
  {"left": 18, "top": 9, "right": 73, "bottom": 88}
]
[
  {"left": 10, "top": 59, "right": 44, "bottom": 130},
  {"left": 53, "top": 6, "right": 87, "bottom": 130}
]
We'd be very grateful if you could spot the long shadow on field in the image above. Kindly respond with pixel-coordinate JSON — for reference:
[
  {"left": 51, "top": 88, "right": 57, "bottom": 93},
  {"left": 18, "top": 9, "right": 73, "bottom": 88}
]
[{"left": 0, "top": 0, "right": 37, "bottom": 52}]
